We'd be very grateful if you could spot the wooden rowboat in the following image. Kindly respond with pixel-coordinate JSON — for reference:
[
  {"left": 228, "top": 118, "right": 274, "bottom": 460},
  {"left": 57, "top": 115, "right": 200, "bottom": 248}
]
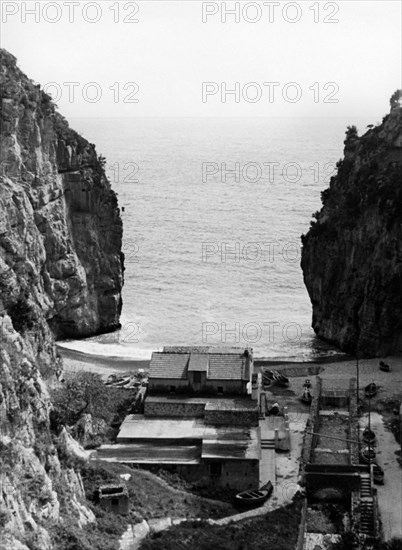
[
  {"left": 362, "top": 427, "right": 376, "bottom": 445},
  {"left": 263, "top": 370, "right": 289, "bottom": 387},
  {"left": 273, "top": 371, "right": 290, "bottom": 387},
  {"left": 360, "top": 446, "right": 376, "bottom": 464},
  {"left": 235, "top": 481, "right": 273, "bottom": 508},
  {"left": 300, "top": 388, "right": 312, "bottom": 405},
  {"left": 372, "top": 463, "right": 384, "bottom": 485},
  {"left": 364, "top": 383, "right": 377, "bottom": 399},
  {"left": 379, "top": 361, "right": 390, "bottom": 372}
]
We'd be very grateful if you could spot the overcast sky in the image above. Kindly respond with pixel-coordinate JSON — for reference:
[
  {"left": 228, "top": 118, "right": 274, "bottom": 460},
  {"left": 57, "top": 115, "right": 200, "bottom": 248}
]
[{"left": 1, "top": 1, "right": 401, "bottom": 117}]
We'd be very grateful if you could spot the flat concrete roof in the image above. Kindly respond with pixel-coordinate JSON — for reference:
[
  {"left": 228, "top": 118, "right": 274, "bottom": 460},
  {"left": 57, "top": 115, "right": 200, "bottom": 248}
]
[
  {"left": 117, "top": 415, "right": 206, "bottom": 440},
  {"left": 117, "top": 415, "right": 260, "bottom": 442},
  {"left": 202, "top": 434, "right": 260, "bottom": 461},
  {"left": 94, "top": 443, "right": 201, "bottom": 464},
  {"left": 116, "top": 416, "right": 260, "bottom": 460}
]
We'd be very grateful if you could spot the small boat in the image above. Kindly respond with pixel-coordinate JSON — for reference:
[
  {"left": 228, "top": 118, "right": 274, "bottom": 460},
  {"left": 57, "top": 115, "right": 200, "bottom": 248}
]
[
  {"left": 360, "top": 446, "right": 376, "bottom": 464},
  {"left": 364, "top": 382, "right": 377, "bottom": 399},
  {"left": 275, "top": 371, "right": 290, "bottom": 387},
  {"left": 300, "top": 388, "right": 312, "bottom": 405},
  {"left": 235, "top": 481, "right": 273, "bottom": 508},
  {"left": 264, "top": 370, "right": 289, "bottom": 387},
  {"left": 372, "top": 463, "right": 384, "bottom": 485},
  {"left": 362, "top": 427, "right": 376, "bottom": 445},
  {"left": 379, "top": 361, "right": 390, "bottom": 372},
  {"left": 267, "top": 402, "right": 280, "bottom": 416}
]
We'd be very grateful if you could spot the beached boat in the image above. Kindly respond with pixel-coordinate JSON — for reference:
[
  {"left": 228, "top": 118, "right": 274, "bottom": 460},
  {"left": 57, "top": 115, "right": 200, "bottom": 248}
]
[
  {"left": 379, "top": 361, "right": 390, "bottom": 372},
  {"left": 300, "top": 388, "right": 312, "bottom": 405},
  {"left": 263, "top": 370, "right": 289, "bottom": 387},
  {"left": 364, "top": 382, "right": 377, "bottom": 399},
  {"left": 360, "top": 446, "right": 376, "bottom": 464},
  {"left": 267, "top": 402, "right": 280, "bottom": 416},
  {"left": 372, "top": 463, "right": 384, "bottom": 485},
  {"left": 362, "top": 427, "right": 376, "bottom": 445},
  {"left": 235, "top": 481, "right": 273, "bottom": 508},
  {"left": 272, "top": 370, "right": 289, "bottom": 387}
]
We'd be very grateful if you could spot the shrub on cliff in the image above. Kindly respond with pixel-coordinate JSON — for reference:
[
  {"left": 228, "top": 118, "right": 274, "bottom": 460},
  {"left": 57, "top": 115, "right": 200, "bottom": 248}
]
[
  {"left": 52, "top": 372, "right": 111, "bottom": 426},
  {"left": 8, "top": 294, "right": 36, "bottom": 333}
]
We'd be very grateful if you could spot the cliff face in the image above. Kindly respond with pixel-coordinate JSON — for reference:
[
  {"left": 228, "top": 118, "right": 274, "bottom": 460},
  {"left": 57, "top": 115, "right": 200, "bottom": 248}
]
[
  {"left": 0, "top": 49, "right": 124, "bottom": 549},
  {"left": 301, "top": 95, "right": 402, "bottom": 357},
  {"left": 0, "top": 49, "right": 124, "bottom": 339}
]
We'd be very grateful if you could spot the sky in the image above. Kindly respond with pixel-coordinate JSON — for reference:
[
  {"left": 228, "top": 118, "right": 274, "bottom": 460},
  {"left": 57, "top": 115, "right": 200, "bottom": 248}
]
[{"left": 1, "top": 0, "right": 401, "bottom": 117}]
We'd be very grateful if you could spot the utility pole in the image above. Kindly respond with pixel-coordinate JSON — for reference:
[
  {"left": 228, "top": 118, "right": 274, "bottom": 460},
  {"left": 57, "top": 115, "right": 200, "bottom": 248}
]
[{"left": 356, "top": 354, "right": 360, "bottom": 406}]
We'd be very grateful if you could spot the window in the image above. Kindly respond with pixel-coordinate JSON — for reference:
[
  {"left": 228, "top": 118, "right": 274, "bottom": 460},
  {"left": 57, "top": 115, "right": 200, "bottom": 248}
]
[
  {"left": 217, "top": 386, "right": 224, "bottom": 395},
  {"left": 210, "top": 462, "right": 222, "bottom": 477},
  {"left": 170, "top": 385, "right": 176, "bottom": 393},
  {"left": 193, "top": 371, "right": 202, "bottom": 384}
]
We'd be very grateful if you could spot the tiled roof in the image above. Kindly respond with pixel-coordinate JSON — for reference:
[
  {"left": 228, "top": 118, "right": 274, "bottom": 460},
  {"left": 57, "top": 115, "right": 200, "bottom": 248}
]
[
  {"left": 188, "top": 353, "right": 208, "bottom": 372},
  {"left": 207, "top": 354, "right": 246, "bottom": 380},
  {"left": 149, "top": 352, "right": 189, "bottom": 379},
  {"left": 149, "top": 350, "right": 250, "bottom": 381}
]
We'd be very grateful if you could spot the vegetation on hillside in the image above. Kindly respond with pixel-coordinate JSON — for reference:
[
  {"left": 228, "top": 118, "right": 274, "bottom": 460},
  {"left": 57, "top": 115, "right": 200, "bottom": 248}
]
[{"left": 141, "top": 501, "right": 302, "bottom": 550}]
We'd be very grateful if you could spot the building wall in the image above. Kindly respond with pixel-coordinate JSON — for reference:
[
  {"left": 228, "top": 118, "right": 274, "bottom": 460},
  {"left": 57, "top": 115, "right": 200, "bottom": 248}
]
[
  {"left": 207, "top": 459, "right": 259, "bottom": 490},
  {"left": 144, "top": 400, "right": 206, "bottom": 418},
  {"left": 204, "top": 407, "right": 259, "bottom": 427},
  {"left": 99, "top": 495, "right": 129, "bottom": 515},
  {"left": 148, "top": 378, "right": 189, "bottom": 393},
  {"left": 148, "top": 377, "right": 246, "bottom": 395},
  {"left": 156, "top": 460, "right": 259, "bottom": 491}
]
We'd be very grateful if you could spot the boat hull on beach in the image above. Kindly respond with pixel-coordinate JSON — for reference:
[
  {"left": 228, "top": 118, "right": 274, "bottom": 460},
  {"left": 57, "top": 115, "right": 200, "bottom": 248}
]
[{"left": 235, "top": 481, "right": 273, "bottom": 508}]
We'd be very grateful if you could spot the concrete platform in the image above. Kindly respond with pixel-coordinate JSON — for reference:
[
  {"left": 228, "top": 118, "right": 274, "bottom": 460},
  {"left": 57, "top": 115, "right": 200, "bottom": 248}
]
[
  {"left": 94, "top": 443, "right": 201, "bottom": 464},
  {"left": 117, "top": 415, "right": 206, "bottom": 441},
  {"left": 113, "top": 415, "right": 260, "bottom": 462}
]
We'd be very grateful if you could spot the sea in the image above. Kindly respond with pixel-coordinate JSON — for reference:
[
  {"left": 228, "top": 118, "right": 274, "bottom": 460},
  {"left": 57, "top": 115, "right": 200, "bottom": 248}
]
[{"left": 58, "top": 116, "right": 373, "bottom": 362}]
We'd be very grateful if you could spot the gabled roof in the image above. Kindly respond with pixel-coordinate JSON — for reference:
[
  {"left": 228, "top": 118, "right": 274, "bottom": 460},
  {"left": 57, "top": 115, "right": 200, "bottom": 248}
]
[
  {"left": 149, "top": 348, "right": 251, "bottom": 381},
  {"left": 188, "top": 353, "right": 208, "bottom": 372},
  {"left": 149, "top": 352, "right": 189, "bottom": 379},
  {"left": 208, "top": 354, "right": 245, "bottom": 380}
]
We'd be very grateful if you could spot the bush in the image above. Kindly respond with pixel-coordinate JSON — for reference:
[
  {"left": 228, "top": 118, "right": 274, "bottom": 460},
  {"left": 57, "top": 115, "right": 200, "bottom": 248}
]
[
  {"left": 51, "top": 372, "right": 111, "bottom": 426},
  {"left": 8, "top": 295, "right": 36, "bottom": 333}
]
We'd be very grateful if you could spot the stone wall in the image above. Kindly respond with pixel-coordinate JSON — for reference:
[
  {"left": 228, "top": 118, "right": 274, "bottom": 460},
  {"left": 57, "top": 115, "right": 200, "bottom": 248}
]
[
  {"left": 144, "top": 401, "right": 205, "bottom": 418},
  {"left": 148, "top": 378, "right": 246, "bottom": 396},
  {"left": 301, "top": 378, "right": 322, "bottom": 472},
  {"left": 148, "top": 379, "right": 189, "bottom": 394},
  {"left": 204, "top": 405, "right": 259, "bottom": 427}
]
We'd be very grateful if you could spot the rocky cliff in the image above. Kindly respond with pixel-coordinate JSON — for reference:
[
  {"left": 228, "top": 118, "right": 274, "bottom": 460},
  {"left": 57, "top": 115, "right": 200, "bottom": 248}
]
[
  {"left": 0, "top": 49, "right": 124, "bottom": 548},
  {"left": 301, "top": 93, "right": 402, "bottom": 357}
]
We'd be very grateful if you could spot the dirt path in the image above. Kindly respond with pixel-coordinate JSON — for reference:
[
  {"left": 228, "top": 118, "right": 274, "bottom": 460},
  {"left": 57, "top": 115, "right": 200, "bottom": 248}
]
[{"left": 361, "top": 412, "right": 402, "bottom": 541}]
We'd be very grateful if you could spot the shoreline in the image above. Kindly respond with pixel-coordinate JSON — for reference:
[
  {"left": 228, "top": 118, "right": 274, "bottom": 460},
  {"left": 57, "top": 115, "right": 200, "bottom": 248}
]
[
  {"left": 57, "top": 345, "right": 151, "bottom": 378},
  {"left": 57, "top": 343, "right": 370, "bottom": 379}
]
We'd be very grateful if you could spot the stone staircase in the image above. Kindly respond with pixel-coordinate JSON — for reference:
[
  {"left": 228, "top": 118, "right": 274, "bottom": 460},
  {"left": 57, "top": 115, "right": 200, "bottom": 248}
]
[
  {"left": 261, "top": 436, "right": 275, "bottom": 450},
  {"left": 359, "top": 472, "right": 376, "bottom": 537}
]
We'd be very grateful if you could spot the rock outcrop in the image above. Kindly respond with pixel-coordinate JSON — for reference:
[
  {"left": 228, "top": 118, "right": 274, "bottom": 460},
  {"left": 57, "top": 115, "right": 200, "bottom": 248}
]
[
  {"left": 301, "top": 93, "right": 402, "bottom": 357},
  {"left": 0, "top": 49, "right": 124, "bottom": 548},
  {"left": 0, "top": 48, "right": 124, "bottom": 339}
]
